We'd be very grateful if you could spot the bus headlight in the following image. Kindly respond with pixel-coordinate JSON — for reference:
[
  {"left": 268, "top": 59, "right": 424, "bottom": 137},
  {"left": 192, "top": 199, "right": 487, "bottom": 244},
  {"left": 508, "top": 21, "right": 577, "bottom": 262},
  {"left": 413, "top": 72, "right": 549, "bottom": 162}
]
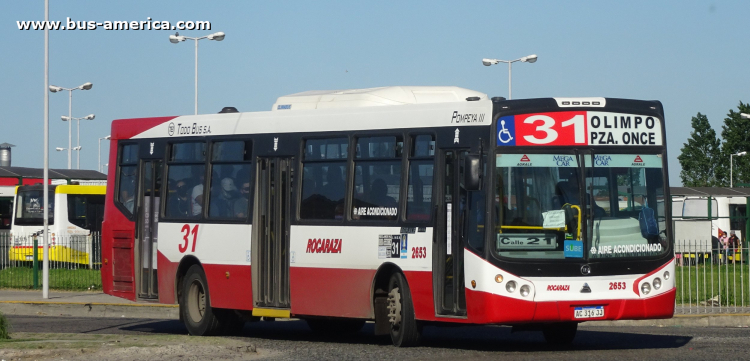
[
  {"left": 495, "top": 274, "right": 504, "bottom": 283},
  {"left": 653, "top": 277, "right": 662, "bottom": 290},
  {"left": 641, "top": 282, "right": 651, "bottom": 295},
  {"left": 520, "top": 285, "right": 531, "bottom": 297},
  {"left": 663, "top": 271, "right": 670, "bottom": 281},
  {"left": 506, "top": 280, "right": 517, "bottom": 293}
]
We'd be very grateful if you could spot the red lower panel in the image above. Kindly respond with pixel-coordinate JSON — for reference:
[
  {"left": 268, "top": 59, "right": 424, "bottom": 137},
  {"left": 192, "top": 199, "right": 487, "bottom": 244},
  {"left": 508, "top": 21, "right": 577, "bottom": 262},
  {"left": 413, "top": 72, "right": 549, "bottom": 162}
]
[
  {"left": 402, "top": 271, "right": 438, "bottom": 321},
  {"left": 466, "top": 288, "right": 538, "bottom": 323},
  {"left": 157, "top": 251, "right": 178, "bottom": 304},
  {"left": 464, "top": 287, "right": 676, "bottom": 324},
  {"left": 203, "top": 263, "right": 253, "bottom": 311},
  {"left": 290, "top": 267, "right": 375, "bottom": 318}
]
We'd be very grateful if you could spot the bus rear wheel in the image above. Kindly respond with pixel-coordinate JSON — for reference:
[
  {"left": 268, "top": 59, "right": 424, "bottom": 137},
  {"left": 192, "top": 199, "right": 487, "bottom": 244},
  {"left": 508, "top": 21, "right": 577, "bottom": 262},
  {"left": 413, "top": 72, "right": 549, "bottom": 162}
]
[
  {"left": 542, "top": 322, "right": 578, "bottom": 345},
  {"left": 387, "top": 272, "right": 421, "bottom": 347},
  {"left": 180, "top": 265, "right": 222, "bottom": 336}
]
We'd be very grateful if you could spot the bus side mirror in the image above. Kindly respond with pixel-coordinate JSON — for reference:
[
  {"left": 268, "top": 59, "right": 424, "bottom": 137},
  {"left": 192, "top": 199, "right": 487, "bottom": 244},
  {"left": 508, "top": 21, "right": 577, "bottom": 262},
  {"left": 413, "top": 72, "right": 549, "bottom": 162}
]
[{"left": 464, "top": 154, "right": 482, "bottom": 191}]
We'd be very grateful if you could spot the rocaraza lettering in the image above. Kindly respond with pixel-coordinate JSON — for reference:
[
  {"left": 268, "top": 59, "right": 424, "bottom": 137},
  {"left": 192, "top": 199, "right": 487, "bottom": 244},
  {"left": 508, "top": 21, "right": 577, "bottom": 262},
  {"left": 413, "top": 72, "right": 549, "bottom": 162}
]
[{"left": 305, "top": 238, "right": 342, "bottom": 254}]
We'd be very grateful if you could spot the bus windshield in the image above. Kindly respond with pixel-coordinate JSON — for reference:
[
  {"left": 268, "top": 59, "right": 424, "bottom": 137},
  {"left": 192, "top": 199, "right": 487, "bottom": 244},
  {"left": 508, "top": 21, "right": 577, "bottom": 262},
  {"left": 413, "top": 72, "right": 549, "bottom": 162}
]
[
  {"left": 494, "top": 153, "right": 581, "bottom": 260},
  {"left": 494, "top": 153, "right": 668, "bottom": 260},
  {"left": 586, "top": 154, "right": 668, "bottom": 259},
  {"left": 15, "top": 189, "right": 54, "bottom": 226}
]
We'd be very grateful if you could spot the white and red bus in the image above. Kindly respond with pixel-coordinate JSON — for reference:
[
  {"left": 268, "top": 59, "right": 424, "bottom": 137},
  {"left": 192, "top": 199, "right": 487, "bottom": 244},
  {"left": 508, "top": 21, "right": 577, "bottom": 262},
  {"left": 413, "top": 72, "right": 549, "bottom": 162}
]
[{"left": 101, "top": 86, "right": 674, "bottom": 346}]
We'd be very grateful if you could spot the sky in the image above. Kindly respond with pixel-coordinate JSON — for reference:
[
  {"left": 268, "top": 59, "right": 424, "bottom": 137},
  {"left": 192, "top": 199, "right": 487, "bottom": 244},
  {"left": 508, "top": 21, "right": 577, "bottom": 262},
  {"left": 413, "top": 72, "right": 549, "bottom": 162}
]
[{"left": 1, "top": 1, "right": 748, "bottom": 185}]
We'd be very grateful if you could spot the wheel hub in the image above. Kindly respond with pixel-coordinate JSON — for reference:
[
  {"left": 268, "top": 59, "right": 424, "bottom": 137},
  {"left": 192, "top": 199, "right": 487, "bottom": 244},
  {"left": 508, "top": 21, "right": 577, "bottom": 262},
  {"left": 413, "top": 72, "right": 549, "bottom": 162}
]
[{"left": 387, "top": 287, "right": 402, "bottom": 327}]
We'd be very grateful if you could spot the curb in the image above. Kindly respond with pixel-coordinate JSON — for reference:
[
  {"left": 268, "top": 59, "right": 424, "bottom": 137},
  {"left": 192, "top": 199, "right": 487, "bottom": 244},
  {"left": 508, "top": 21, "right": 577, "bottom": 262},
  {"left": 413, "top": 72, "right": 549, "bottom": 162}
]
[
  {"left": 586, "top": 314, "right": 750, "bottom": 327},
  {"left": 2, "top": 301, "right": 750, "bottom": 327},
  {"left": 0, "top": 300, "right": 179, "bottom": 320}
]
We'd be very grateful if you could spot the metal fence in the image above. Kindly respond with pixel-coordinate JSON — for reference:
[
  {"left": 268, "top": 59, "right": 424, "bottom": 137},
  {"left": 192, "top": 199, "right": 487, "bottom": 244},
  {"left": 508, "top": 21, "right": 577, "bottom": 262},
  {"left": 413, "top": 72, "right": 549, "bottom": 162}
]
[
  {"left": 675, "top": 239, "right": 750, "bottom": 314},
  {"left": 0, "top": 233, "right": 102, "bottom": 290}
]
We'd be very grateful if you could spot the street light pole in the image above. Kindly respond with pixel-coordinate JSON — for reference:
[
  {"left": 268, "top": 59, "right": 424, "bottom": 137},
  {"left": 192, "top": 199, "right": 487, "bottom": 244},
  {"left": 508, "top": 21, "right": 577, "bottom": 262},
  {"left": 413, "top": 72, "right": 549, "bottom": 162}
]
[
  {"left": 62, "top": 114, "right": 95, "bottom": 169},
  {"left": 49, "top": 82, "right": 93, "bottom": 169},
  {"left": 482, "top": 54, "right": 538, "bottom": 100},
  {"left": 169, "top": 32, "right": 225, "bottom": 115},
  {"left": 43, "top": 0, "right": 49, "bottom": 300},
  {"left": 731, "top": 151, "right": 747, "bottom": 188},
  {"left": 98, "top": 135, "right": 110, "bottom": 173}
]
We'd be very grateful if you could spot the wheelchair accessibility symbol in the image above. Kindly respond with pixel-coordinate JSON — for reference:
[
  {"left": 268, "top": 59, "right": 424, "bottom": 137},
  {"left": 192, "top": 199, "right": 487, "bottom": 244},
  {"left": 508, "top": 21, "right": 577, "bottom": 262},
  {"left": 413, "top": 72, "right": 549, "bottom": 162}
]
[{"left": 497, "top": 118, "right": 516, "bottom": 146}]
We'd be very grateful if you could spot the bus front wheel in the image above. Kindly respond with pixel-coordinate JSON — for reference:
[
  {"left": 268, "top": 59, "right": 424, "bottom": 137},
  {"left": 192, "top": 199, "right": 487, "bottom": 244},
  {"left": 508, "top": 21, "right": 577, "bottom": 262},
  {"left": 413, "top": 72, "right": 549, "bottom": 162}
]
[
  {"left": 542, "top": 322, "right": 578, "bottom": 345},
  {"left": 180, "top": 265, "right": 222, "bottom": 336},
  {"left": 387, "top": 272, "right": 422, "bottom": 347}
]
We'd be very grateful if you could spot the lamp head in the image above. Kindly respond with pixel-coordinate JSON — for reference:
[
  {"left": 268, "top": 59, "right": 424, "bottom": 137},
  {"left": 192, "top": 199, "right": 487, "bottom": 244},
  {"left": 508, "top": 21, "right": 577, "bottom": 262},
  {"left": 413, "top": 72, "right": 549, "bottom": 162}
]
[
  {"left": 104, "top": 135, "right": 111, "bottom": 140},
  {"left": 521, "top": 54, "right": 538, "bottom": 63},
  {"left": 73, "top": 146, "right": 82, "bottom": 151},
  {"left": 738, "top": 151, "right": 748, "bottom": 156},
  {"left": 741, "top": 113, "right": 750, "bottom": 120},
  {"left": 482, "top": 58, "right": 497, "bottom": 66},
  {"left": 79, "top": 82, "right": 93, "bottom": 90},
  {"left": 61, "top": 116, "right": 71, "bottom": 121},
  {"left": 85, "top": 114, "right": 95, "bottom": 120},
  {"left": 208, "top": 31, "right": 225, "bottom": 41},
  {"left": 169, "top": 34, "right": 185, "bottom": 43},
  {"left": 55, "top": 147, "right": 65, "bottom": 151},
  {"left": 49, "top": 85, "right": 62, "bottom": 93}
]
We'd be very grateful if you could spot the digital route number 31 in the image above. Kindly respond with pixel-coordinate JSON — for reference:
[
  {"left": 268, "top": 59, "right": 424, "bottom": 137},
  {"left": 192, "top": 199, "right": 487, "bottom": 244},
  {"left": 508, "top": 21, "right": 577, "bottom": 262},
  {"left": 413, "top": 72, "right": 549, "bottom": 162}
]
[{"left": 516, "top": 111, "right": 587, "bottom": 146}]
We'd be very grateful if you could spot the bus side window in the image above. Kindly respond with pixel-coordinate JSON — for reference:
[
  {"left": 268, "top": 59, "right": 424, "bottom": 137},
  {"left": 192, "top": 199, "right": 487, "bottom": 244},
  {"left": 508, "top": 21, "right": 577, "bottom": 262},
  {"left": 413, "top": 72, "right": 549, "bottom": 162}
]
[
  {"left": 165, "top": 142, "right": 207, "bottom": 219},
  {"left": 207, "top": 140, "right": 253, "bottom": 219},
  {"left": 116, "top": 144, "right": 139, "bottom": 216},
  {"left": 406, "top": 135, "right": 434, "bottom": 221},
  {"left": 351, "top": 136, "right": 403, "bottom": 221},
  {"left": 299, "top": 138, "right": 348, "bottom": 220}
]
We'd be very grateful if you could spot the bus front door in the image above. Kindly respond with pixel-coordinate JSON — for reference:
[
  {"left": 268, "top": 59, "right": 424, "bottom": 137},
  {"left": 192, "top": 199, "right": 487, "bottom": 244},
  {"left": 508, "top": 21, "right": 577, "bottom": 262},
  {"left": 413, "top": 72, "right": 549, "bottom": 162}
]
[
  {"left": 252, "top": 157, "right": 293, "bottom": 312},
  {"left": 435, "top": 149, "right": 468, "bottom": 316},
  {"left": 137, "top": 159, "right": 162, "bottom": 300}
]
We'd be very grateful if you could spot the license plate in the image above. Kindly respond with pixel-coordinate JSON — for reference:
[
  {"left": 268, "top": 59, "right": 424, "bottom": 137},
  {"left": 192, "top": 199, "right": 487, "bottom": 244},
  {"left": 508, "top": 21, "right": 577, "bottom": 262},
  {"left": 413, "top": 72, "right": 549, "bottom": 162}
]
[
  {"left": 25, "top": 255, "right": 33, "bottom": 261},
  {"left": 574, "top": 306, "right": 604, "bottom": 319}
]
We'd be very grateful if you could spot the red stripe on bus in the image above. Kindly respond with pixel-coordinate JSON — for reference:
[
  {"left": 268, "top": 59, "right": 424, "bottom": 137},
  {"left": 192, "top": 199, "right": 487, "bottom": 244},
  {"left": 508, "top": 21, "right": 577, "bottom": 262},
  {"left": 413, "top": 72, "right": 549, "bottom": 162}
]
[
  {"left": 290, "top": 267, "right": 376, "bottom": 318},
  {"left": 203, "top": 263, "right": 254, "bottom": 311},
  {"left": 111, "top": 116, "right": 177, "bottom": 140}
]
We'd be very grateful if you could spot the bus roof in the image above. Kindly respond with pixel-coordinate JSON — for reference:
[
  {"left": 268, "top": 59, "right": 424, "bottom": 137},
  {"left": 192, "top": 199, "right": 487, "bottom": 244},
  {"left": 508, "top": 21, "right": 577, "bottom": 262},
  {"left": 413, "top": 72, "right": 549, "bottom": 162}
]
[{"left": 271, "top": 86, "right": 488, "bottom": 111}]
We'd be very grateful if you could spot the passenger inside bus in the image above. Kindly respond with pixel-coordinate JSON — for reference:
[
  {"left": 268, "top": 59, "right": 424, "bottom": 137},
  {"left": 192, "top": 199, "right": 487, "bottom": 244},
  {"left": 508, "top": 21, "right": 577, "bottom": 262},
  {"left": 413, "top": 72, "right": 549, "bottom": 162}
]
[
  {"left": 552, "top": 180, "right": 606, "bottom": 218},
  {"left": 209, "top": 178, "right": 239, "bottom": 218},
  {"left": 167, "top": 180, "right": 191, "bottom": 217},
  {"left": 233, "top": 181, "right": 251, "bottom": 218},
  {"left": 370, "top": 178, "right": 398, "bottom": 208},
  {"left": 120, "top": 180, "right": 135, "bottom": 213}
]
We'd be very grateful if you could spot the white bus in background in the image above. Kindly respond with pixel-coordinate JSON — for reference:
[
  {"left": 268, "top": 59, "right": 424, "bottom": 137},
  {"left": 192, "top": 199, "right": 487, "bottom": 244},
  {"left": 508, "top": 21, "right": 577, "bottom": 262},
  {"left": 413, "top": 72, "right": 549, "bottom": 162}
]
[
  {"left": 9, "top": 184, "right": 105, "bottom": 265},
  {"left": 671, "top": 187, "right": 750, "bottom": 255},
  {"left": 0, "top": 186, "right": 14, "bottom": 234}
]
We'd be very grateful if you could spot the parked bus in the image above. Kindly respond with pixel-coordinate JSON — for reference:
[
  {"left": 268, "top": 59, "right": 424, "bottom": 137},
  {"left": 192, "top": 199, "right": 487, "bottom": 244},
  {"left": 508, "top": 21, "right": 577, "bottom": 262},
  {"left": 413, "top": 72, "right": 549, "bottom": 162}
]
[
  {"left": 101, "top": 86, "right": 674, "bottom": 346},
  {"left": 0, "top": 186, "right": 14, "bottom": 234},
  {"left": 9, "top": 184, "right": 105, "bottom": 265}
]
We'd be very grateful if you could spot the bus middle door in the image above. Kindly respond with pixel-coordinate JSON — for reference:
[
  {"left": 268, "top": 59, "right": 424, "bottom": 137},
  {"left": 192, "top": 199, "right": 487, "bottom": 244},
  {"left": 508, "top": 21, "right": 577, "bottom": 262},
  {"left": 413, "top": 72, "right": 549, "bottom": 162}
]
[
  {"left": 435, "top": 149, "right": 469, "bottom": 317},
  {"left": 136, "top": 159, "right": 162, "bottom": 300},
  {"left": 251, "top": 157, "right": 293, "bottom": 316}
]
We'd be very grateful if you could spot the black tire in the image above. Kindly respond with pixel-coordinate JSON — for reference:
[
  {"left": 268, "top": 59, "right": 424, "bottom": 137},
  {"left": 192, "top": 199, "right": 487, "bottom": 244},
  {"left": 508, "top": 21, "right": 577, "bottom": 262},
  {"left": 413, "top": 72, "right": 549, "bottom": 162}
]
[
  {"left": 542, "top": 322, "right": 578, "bottom": 345},
  {"left": 306, "top": 318, "right": 366, "bottom": 334},
  {"left": 215, "top": 309, "right": 246, "bottom": 335},
  {"left": 180, "top": 265, "right": 222, "bottom": 336},
  {"left": 387, "top": 272, "right": 421, "bottom": 347}
]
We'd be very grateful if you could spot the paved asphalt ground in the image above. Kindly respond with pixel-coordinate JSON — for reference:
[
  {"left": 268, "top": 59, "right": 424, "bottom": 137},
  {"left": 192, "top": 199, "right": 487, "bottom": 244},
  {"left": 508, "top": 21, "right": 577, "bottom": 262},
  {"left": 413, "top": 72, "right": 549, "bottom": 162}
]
[{"left": 6, "top": 315, "right": 750, "bottom": 360}]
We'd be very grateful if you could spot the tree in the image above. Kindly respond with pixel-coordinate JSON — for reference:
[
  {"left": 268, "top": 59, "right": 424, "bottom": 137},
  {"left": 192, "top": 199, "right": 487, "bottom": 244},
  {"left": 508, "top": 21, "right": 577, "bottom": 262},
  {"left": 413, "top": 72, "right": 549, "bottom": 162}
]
[
  {"left": 720, "top": 102, "right": 750, "bottom": 187},
  {"left": 678, "top": 112, "right": 722, "bottom": 187}
]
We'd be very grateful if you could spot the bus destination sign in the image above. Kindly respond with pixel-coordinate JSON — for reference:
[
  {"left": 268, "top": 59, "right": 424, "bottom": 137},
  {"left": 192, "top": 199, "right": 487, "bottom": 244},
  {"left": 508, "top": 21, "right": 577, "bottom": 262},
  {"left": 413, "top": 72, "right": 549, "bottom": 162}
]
[{"left": 497, "top": 112, "right": 662, "bottom": 147}]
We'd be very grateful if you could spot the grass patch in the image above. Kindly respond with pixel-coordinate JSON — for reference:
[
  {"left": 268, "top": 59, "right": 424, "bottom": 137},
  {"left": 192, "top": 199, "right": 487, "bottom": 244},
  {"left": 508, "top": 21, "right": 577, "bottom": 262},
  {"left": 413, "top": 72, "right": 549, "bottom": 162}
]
[
  {"left": 675, "top": 263, "right": 750, "bottom": 307},
  {"left": 0, "top": 267, "right": 101, "bottom": 291},
  {"left": 0, "top": 312, "right": 9, "bottom": 340}
]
